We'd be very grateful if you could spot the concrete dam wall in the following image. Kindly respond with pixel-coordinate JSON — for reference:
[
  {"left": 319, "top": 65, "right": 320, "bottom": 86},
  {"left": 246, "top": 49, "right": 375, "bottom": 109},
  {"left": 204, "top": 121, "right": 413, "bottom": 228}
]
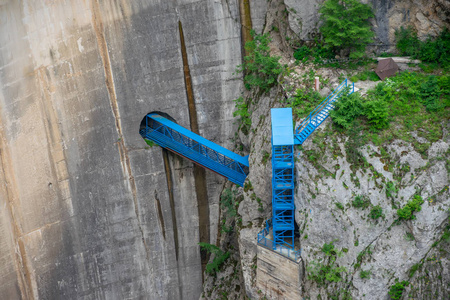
[{"left": 0, "top": 1, "right": 245, "bottom": 299}]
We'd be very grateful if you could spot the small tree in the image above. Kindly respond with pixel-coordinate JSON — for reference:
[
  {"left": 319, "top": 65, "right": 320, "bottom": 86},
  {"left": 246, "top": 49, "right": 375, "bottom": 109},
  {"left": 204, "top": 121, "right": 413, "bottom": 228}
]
[{"left": 319, "top": 0, "right": 374, "bottom": 58}]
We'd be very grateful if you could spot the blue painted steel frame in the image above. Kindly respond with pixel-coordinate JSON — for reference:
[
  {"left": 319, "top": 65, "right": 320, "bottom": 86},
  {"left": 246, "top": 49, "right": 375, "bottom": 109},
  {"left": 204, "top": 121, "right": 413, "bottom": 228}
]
[
  {"left": 272, "top": 143, "right": 295, "bottom": 250},
  {"left": 271, "top": 108, "right": 295, "bottom": 251},
  {"left": 139, "top": 113, "right": 249, "bottom": 186},
  {"left": 294, "top": 79, "right": 354, "bottom": 145}
]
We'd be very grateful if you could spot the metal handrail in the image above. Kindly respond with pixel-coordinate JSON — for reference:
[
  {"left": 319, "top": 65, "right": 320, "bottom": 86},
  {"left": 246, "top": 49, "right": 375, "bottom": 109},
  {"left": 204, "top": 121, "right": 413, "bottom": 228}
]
[
  {"left": 257, "top": 221, "right": 301, "bottom": 262},
  {"left": 295, "top": 79, "right": 348, "bottom": 135}
]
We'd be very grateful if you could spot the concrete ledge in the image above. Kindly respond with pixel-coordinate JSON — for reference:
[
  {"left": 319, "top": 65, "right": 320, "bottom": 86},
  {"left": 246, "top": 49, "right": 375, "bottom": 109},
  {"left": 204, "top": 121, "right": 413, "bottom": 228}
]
[{"left": 256, "top": 245, "right": 302, "bottom": 300}]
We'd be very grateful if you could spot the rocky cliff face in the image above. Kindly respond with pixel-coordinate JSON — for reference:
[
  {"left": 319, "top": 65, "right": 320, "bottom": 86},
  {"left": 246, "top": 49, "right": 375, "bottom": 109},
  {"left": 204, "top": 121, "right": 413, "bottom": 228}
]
[{"left": 0, "top": 1, "right": 448, "bottom": 300}]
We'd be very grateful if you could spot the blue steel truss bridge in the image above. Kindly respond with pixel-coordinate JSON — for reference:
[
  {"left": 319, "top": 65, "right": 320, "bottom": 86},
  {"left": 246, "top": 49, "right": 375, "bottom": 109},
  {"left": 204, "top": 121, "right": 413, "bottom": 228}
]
[{"left": 139, "top": 113, "right": 249, "bottom": 186}]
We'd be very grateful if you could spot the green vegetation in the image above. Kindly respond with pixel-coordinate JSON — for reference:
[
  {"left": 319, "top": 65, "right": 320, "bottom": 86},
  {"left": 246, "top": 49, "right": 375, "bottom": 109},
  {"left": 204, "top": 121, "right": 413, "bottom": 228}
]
[
  {"left": 369, "top": 205, "right": 383, "bottom": 220},
  {"left": 319, "top": 0, "right": 374, "bottom": 58},
  {"left": 404, "top": 232, "right": 415, "bottom": 241},
  {"left": 307, "top": 241, "right": 347, "bottom": 286},
  {"left": 350, "top": 69, "right": 379, "bottom": 82},
  {"left": 293, "top": 45, "right": 335, "bottom": 65},
  {"left": 330, "top": 88, "right": 389, "bottom": 132},
  {"left": 355, "top": 246, "right": 373, "bottom": 269},
  {"left": 144, "top": 139, "right": 156, "bottom": 147},
  {"left": 221, "top": 188, "right": 238, "bottom": 218},
  {"left": 198, "top": 242, "right": 230, "bottom": 275},
  {"left": 360, "top": 269, "right": 371, "bottom": 279},
  {"left": 286, "top": 87, "right": 323, "bottom": 120},
  {"left": 395, "top": 26, "right": 450, "bottom": 69},
  {"left": 408, "top": 263, "right": 421, "bottom": 278},
  {"left": 261, "top": 150, "right": 270, "bottom": 165},
  {"left": 329, "top": 89, "right": 364, "bottom": 129},
  {"left": 335, "top": 202, "right": 344, "bottom": 211},
  {"left": 233, "top": 96, "right": 251, "bottom": 135},
  {"left": 330, "top": 71, "right": 449, "bottom": 161},
  {"left": 397, "top": 195, "right": 424, "bottom": 220},
  {"left": 388, "top": 280, "right": 409, "bottom": 299},
  {"left": 352, "top": 195, "right": 371, "bottom": 209},
  {"left": 237, "top": 31, "right": 286, "bottom": 93},
  {"left": 385, "top": 181, "right": 398, "bottom": 199}
]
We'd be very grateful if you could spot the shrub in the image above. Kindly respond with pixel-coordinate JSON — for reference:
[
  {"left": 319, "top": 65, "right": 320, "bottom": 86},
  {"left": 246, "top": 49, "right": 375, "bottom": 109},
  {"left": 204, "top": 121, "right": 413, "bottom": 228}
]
[
  {"left": 329, "top": 88, "right": 364, "bottom": 129},
  {"left": 388, "top": 280, "right": 409, "bottom": 299},
  {"left": 419, "top": 76, "right": 443, "bottom": 111},
  {"left": 293, "top": 44, "right": 336, "bottom": 64},
  {"left": 198, "top": 242, "right": 230, "bottom": 275},
  {"left": 144, "top": 139, "right": 156, "bottom": 147},
  {"left": 385, "top": 181, "right": 398, "bottom": 199},
  {"left": 360, "top": 269, "right": 371, "bottom": 279},
  {"left": 293, "top": 46, "right": 312, "bottom": 62},
  {"left": 233, "top": 96, "right": 251, "bottom": 134},
  {"left": 395, "top": 26, "right": 418, "bottom": 56},
  {"left": 307, "top": 260, "right": 347, "bottom": 286},
  {"left": 352, "top": 195, "right": 371, "bottom": 209},
  {"left": 288, "top": 88, "right": 323, "bottom": 119},
  {"left": 322, "top": 241, "right": 338, "bottom": 256},
  {"left": 335, "top": 202, "right": 344, "bottom": 211},
  {"left": 363, "top": 99, "right": 389, "bottom": 131},
  {"left": 369, "top": 205, "right": 383, "bottom": 220},
  {"left": 397, "top": 195, "right": 424, "bottom": 220},
  {"left": 319, "top": 0, "right": 374, "bottom": 58},
  {"left": 237, "top": 31, "right": 285, "bottom": 93},
  {"left": 395, "top": 27, "right": 450, "bottom": 68},
  {"left": 221, "top": 188, "right": 237, "bottom": 218}
]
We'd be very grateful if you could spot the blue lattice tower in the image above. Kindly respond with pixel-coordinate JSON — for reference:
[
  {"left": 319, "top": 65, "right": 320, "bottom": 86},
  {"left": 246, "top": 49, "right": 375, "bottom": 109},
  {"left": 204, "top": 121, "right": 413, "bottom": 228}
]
[{"left": 271, "top": 108, "right": 295, "bottom": 250}]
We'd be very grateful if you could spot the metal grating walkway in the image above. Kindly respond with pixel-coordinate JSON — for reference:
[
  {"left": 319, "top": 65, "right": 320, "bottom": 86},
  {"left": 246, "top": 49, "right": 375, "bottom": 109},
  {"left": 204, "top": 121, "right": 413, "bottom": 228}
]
[{"left": 140, "top": 113, "right": 249, "bottom": 186}]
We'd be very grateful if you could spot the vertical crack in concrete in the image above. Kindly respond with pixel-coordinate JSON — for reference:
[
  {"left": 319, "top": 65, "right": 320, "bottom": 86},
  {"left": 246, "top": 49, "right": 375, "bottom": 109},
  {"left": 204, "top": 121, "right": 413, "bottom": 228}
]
[
  {"left": 154, "top": 190, "right": 166, "bottom": 240},
  {"left": 90, "top": 0, "right": 150, "bottom": 260},
  {"left": 238, "top": 0, "right": 253, "bottom": 57},
  {"left": 162, "top": 150, "right": 178, "bottom": 259},
  {"left": 178, "top": 21, "right": 210, "bottom": 279}
]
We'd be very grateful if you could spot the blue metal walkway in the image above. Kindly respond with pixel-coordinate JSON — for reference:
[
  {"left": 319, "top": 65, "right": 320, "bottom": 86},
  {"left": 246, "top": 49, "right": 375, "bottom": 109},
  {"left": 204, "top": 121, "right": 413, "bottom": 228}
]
[{"left": 139, "top": 113, "right": 249, "bottom": 186}]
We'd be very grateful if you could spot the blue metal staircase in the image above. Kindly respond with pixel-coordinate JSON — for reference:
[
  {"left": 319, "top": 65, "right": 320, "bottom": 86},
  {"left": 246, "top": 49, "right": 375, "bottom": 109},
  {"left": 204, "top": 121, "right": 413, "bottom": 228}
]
[
  {"left": 140, "top": 113, "right": 249, "bottom": 186},
  {"left": 295, "top": 79, "right": 354, "bottom": 145}
]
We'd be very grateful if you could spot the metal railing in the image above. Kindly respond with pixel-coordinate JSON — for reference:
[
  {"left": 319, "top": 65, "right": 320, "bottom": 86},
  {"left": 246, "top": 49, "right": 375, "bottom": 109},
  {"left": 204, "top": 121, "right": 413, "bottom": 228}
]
[
  {"left": 295, "top": 79, "right": 351, "bottom": 135},
  {"left": 257, "top": 220, "right": 301, "bottom": 263}
]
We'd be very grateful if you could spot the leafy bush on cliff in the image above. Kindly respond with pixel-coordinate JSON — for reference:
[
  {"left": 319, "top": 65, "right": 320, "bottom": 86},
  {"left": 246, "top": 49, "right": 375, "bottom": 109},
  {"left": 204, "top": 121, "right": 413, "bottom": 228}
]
[
  {"left": 397, "top": 195, "right": 424, "bottom": 220},
  {"left": 395, "top": 26, "right": 450, "bottom": 68},
  {"left": 319, "top": 0, "right": 374, "bottom": 58},
  {"left": 329, "top": 89, "right": 364, "bottom": 129},
  {"left": 198, "top": 242, "right": 230, "bottom": 275},
  {"left": 307, "top": 241, "right": 347, "bottom": 286},
  {"left": 237, "top": 30, "right": 285, "bottom": 93},
  {"left": 388, "top": 280, "right": 409, "bottom": 299}
]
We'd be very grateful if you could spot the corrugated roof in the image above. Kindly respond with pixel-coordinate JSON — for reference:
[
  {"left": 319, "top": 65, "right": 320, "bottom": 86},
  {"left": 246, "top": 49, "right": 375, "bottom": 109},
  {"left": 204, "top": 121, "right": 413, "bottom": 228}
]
[
  {"left": 148, "top": 113, "right": 249, "bottom": 167},
  {"left": 271, "top": 108, "right": 294, "bottom": 146}
]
